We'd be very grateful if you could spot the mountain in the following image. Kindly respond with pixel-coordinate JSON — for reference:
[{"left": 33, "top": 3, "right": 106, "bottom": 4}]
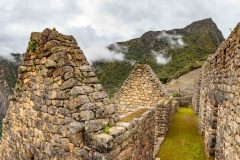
[
  {"left": 0, "top": 53, "right": 22, "bottom": 119},
  {"left": 93, "top": 18, "right": 224, "bottom": 97}
]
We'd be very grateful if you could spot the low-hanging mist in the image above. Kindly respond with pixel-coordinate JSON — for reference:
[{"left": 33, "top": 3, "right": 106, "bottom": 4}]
[
  {"left": 157, "top": 31, "right": 185, "bottom": 48},
  {"left": 83, "top": 43, "right": 126, "bottom": 63},
  {"left": 151, "top": 50, "right": 172, "bottom": 65}
]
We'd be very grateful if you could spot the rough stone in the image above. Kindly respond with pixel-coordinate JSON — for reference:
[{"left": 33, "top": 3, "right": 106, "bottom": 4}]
[{"left": 193, "top": 23, "right": 240, "bottom": 159}]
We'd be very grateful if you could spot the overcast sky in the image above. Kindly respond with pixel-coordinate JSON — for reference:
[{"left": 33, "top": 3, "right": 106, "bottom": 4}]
[{"left": 0, "top": 0, "right": 240, "bottom": 62}]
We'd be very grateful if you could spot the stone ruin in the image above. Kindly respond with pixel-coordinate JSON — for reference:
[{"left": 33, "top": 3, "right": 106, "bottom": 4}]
[
  {"left": 113, "top": 64, "right": 166, "bottom": 114},
  {"left": 0, "top": 28, "right": 179, "bottom": 160},
  {"left": 0, "top": 28, "right": 119, "bottom": 159},
  {"left": 193, "top": 23, "right": 240, "bottom": 159},
  {"left": 2, "top": 24, "right": 240, "bottom": 160}
]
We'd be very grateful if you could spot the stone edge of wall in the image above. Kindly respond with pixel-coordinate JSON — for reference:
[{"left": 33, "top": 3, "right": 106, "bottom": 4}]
[
  {"left": 83, "top": 98, "right": 179, "bottom": 159},
  {"left": 192, "top": 23, "right": 240, "bottom": 159}
]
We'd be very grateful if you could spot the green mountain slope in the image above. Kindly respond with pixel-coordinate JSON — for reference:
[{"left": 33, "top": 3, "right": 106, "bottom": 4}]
[
  {"left": 93, "top": 18, "right": 224, "bottom": 97},
  {"left": 0, "top": 54, "right": 21, "bottom": 118},
  {"left": 0, "top": 54, "right": 21, "bottom": 136}
]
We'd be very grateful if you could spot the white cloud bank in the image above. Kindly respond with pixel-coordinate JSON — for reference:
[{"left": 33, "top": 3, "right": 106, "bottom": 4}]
[
  {"left": 0, "top": 0, "right": 240, "bottom": 63},
  {"left": 84, "top": 46, "right": 125, "bottom": 63},
  {"left": 151, "top": 50, "right": 172, "bottom": 65},
  {"left": 157, "top": 31, "right": 185, "bottom": 48}
]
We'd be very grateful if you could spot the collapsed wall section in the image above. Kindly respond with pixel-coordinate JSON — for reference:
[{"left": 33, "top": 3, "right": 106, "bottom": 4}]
[{"left": 193, "top": 23, "right": 240, "bottom": 159}]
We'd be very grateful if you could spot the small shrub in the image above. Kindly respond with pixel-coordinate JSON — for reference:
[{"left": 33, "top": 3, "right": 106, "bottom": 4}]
[
  {"left": 102, "top": 125, "right": 110, "bottom": 134},
  {"left": 29, "top": 39, "right": 37, "bottom": 52},
  {"left": 172, "top": 92, "right": 182, "bottom": 97}
]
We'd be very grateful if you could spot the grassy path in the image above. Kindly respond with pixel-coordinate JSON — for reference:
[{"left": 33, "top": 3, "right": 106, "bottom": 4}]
[{"left": 157, "top": 107, "right": 208, "bottom": 160}]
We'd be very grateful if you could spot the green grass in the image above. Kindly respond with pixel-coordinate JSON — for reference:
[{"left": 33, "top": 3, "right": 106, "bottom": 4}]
[
  {"left": 157, "top": 107, "right": 211, "bottom": 160},
  {"left": 172, "top": 91, "right": 182, "bottom": 97}
]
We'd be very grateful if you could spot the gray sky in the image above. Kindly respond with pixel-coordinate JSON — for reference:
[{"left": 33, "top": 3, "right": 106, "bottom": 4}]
[{"left": 0, "top": 0, "right": 240, "bottom": 62}]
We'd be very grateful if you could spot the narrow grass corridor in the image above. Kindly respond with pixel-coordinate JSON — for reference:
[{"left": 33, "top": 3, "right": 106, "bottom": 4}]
[{"left": 157, "top": 107, "right": 209, "bottom": 160}]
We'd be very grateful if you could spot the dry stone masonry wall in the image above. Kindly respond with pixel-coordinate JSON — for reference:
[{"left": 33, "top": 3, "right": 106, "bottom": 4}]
[
  {"left": 86, "top": 98, "right": 178, "bottom": 160},
  {"left": 0, "top": 29, "right": 118, "bottom": 160},
  {"left": 153, "top": 99, "right": 179, "bottom": 156},
  {"left": 193, "top": 24, "right": 240, "bottom": 160},
  {"left": 192, "top": 70, "right": 202, "bottom": 114},
  {"left": 0, "top": 29, "right": 179, "bottom": 160},
  {"left": 114, "top": 64, "right": 166, "bottom": 114}
]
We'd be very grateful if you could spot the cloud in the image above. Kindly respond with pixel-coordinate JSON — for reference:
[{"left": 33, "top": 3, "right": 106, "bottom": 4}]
[
  {"left": 0, "top": 0, "right": 240, "bottom": 63},
  {"left": 151, "top": 50, "right": 172, "bottom": 65},
  {"left": 84, "top": 46, "right": 124, "bottom": 63},
  {"left": 65, "top": 26, "right": 125, "bottom": 62},
  {"left": 157, "top": 31, "right": 185, "bottom": 48}
]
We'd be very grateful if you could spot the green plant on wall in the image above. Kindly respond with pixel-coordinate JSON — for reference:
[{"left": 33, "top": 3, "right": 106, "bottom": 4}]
[
  {"left": 15, "top": 83, "right": 20, "bottom": 92},
  {"left": 172, "top": 91, "right": 182, "bottom": 97},
  {"left": 102, "top": 125, "right": 110, "bottom": 134},
  {"left": 28, "top": 39, "right": 37, "bottom": 52}
]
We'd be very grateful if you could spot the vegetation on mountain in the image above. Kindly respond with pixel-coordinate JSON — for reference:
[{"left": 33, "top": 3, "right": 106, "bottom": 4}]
[{"left": 93, "top": 18, "right": 224, "bottom": 97}]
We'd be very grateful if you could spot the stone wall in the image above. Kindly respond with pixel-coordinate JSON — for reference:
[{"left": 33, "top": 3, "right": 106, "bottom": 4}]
[
  {"left": 173, "top": 96, "right": 192, "bottom": 107},
  {"left": 0, "top": 29, "right": 179, "bottom": 160},
  {"left": 192, "top": 70, "right": 201, "bottom": 114},
  {"left": 0, "top": 28, "right": 118, "bottom": 160},
  {"left": 193, "top": 24, "right": 240, "bottom": 159},
  {"left": 85, "top": 98, "right": 178, "bottom": 160},
  {"left": 114, "top": 64, "right": 165, "bottom": 114},
  {"left": 166, "top": 68, "right": 201, "bottom": 107},
  {"left": 154, "top": 99, "right": 179, "bottom": 156}
]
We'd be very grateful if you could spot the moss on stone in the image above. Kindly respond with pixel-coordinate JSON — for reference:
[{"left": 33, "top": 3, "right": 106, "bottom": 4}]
[
  {"left": 102, "top": 125, "right": 111, "bottom": 134},
  {"left": 172, "top": 91, "right": 182, "bottom": 97},
  {"left": 157, "top": 107, "right": 211, "bottom": 160},
  {"left": 120, "top": 108, "right": 149, "bottom": 122}
]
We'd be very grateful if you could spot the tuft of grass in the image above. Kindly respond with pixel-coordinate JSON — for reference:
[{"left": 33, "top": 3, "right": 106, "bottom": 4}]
[
  {"left": 15, "top": 83, "right": 20, "bottom": 92},
  {"left": 172, "top": 91, "right": 182, "bottom": 97},
  {"left": 102, "top": 125, "right": 110, "bottom": 134},
  {"left": 157, "top": 107, "right": 211, "bottom": 160},
  {"left": 28, "top": 39, "right": 37, "bottom": 52},
  {"left": 120, "top": 108, "right": 149, "bottom": 122}
]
